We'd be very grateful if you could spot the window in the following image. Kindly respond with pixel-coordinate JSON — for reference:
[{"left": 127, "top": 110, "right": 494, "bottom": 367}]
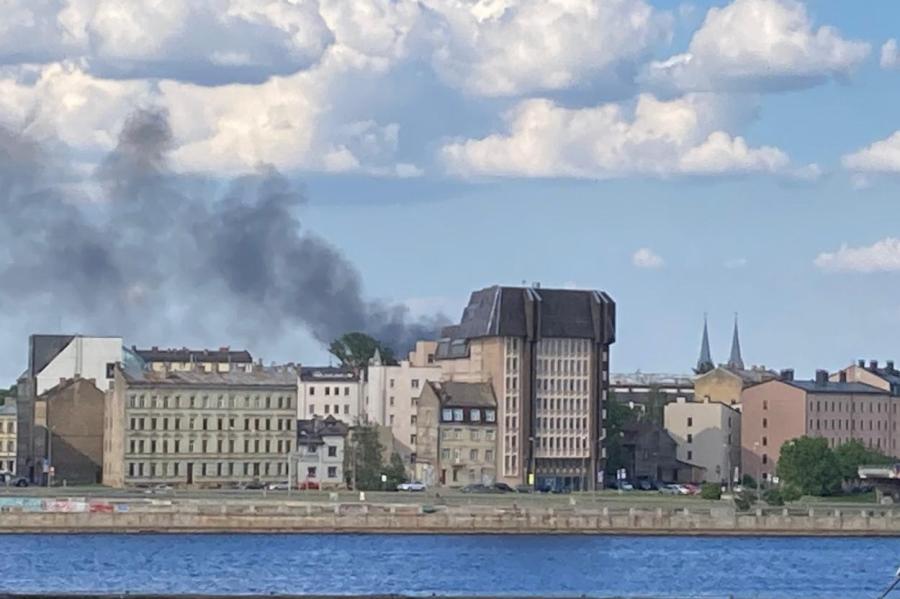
[
  {"left": 485, "top": 449, "right": 494, "bottom": 462},
  {"left": 470, "top": 449, "right": 478, "bottom": 461},
  {"left": 344, "top": 405, "right": 350, "bottom": 415},
  {"left": 325, "top": 387, "right": 330, "bottom": 396},
  {"left": 763, "top": 418, "right": 768, "bottom": 429},
  {"left": 453, "top": 408, "right": 464, "bottom": 422},
  {"left": 442, "top": 409, "right": 453, "bottom": 422},
  {"left": 333, "top": 404, "right": 339, "bottom": 415},
  {"left": 687, "top": 417, "right": 693, "bottom": 427},
  {"left": 411, "top": 379, "right": 420, "bottom": 389},
  {"left": 324, "top": 404, "right": 330, "bottom": 414},
  {"left": 309, "top": 405, "right": 315, "bottom": 415},
  {"left": 763, "top": 400, "right": 768, "bottom": 410},
  {"left": 328, "top": 466, "right": 337, "bottom": 479},
  {"left": 389, "top": 379, "right": 395, "bottom": 388},
  {"left": 485, "top": 410, "right": 496, "bottom": 423},
  {"left": 470, "top": 409, "right": 482, "bottom": 422},
  {"left": 344, "top": 387, "right": 350, "bottom": 396},
  {"left": 762, "top": 437, "right": 768, "bottom": 447},
  {"left": 389, "top": 415, "right": 395, "bottom": 425},
  {"left": 310, "top": 387, "right": 315, "bottom": 396},
  {"left": 441, "top": 448, "right": 450, "bottom": 461},
  {"left": 410, "top": 415, "right": 417, "bottom": 425},
  {"left": 687, "top": 450, "right": 693, "bottom": 460},
  {"left": 687, "top": 434, "right": 693, "bottom": 443},
  {"left": 762, "top": 454, "right": 768, "bottom": 465},
  {"left": 328, "top": 445, "right": 337, "bottom": 457},
  {"left": 389, "top": 396, "right": 395, "bottom": 407},
  {"left": 307, "top": 467, "right": 317, "bottom": 478},
  {"left": 410, "top": 434, "right": 417, "bottom": 446}
]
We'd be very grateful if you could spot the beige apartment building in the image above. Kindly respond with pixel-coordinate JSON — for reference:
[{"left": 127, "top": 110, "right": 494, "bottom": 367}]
[
  {"left": 364, "top": 341, "right": 442, "bottom": 463},
  {"left": 295, "top": 416, "right": 348, "bottom": 488},
  {"left": 416, "top": 381, "right": 498, "bottom": 487},
  {"left": 133, "top": 347, "right": 254, "bottom": 374},
  {"left": 298, "top": 367, "right": 364, "bottom": 424},
  {"left": 832, "top": 359, "right": 900, "bottom": 395},
  {"left": 664, "top": 398, "right": 741, "bottom": 484},
  {"left": 742, "top": 370, "right": 894, "bottom": 482},
  {"left": 435, "top": 285, "right": 616, "bottom": 492},
  {"left": 0, "top": 403, "right": 16, "bottom": 473},
  {"left": 105, "top": 365, "right": 297, "bottom": 488}
]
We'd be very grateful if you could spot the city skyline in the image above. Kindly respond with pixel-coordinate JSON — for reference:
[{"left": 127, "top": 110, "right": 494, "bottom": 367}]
[{"left": 3, "top": 1, "right": 900, "bottom": 382}]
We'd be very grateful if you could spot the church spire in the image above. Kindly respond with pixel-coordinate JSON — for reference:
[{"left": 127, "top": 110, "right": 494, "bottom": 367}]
[
  {"left": 727, "top": 313, "right": 744, "bottom": 371},
  {"left": 695, "top": 314, "right": 714, "bottom": 374}
]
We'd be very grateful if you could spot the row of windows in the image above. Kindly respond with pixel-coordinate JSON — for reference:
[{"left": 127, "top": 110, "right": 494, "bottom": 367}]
[
  {"left": 440, "top": 428, "right": 496, "bottom": 442},
  {"left": 301, "top": 444, "right": 339, "bottom": 457},
  {"left": 538, "top": 435, "right": 588, "bottom": 451},
  {"left": 537, "top": 338, "right": 591, "bottom": 357},
  {"left": 0, "top": 441, "right": 14, "bottom": 452},
  {"left": 307, "top": 386, "right": 353, "bottom": 396},
  {"left": 537, "top": 359, "right": 590, "bottom": 377},
  {"left": 537, "top": 417, "right": 588, "bottom": 431},
  {"left": 808, "top": 400, "right": 897, "bottom": 414},
  {"left": 503, "top": 340, "right": 520, "bottom": 477},
  {"left": 129, "top": 394, "right": 293, "bottom": 410},
  {"left": 127, "top": 460, "right": 291, "bottom": 478},
  {"left": 537, "top": 377, "right": 590, "bottom": 394},
  {"left": 440, "top": 448, "right": 494, "bottom": 463},
  {"left": 0, "top": 422, "right": 15, "bottom": 434},
  {"left": 383, "top": 379, "right": 421, "bottom": 389},
  {"left": 440, "top": 407, "right": 497, "bottom": 423},
  {"left": 810, "top": 418, "right": 897, "bottom": 432},
  {"left": 128, "top": 438, "right": 293, "bottom": 455},
  {"left": 128, "top": 416, "right": 293, "bottom": 432},
  {"left": 307, "top": 404, "right": 352, "bottom": 416},
  {"left": 538, "top": 397, "right": 589, "bottom": 413}
]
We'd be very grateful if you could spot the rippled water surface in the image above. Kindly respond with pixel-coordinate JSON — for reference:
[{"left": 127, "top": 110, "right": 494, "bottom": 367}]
[{"left": 0, "top": 534, "right": 897, "bottom": 598}]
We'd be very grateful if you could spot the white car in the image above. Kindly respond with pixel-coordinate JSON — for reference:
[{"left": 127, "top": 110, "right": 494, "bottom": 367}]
[
  {"left": 266, "top": 481, "right": 290, "bottom": 491},
  {"left": 397, "top": 481, "right": 427, "bottom": 492}
]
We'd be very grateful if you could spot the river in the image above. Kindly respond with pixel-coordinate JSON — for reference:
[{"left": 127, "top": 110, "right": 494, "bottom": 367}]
[{"left": 0, "top": 534, "right": 896, "bottom": 598}]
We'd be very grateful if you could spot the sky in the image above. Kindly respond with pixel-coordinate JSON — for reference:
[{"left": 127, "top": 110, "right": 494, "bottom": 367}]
[{"left": 3, "top": 0, "right": 900, "bottom": 384}]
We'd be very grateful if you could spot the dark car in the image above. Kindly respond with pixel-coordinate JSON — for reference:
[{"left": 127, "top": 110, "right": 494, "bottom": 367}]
[
  {"left": 494, "top": 482, "right": 516, "bottom": 493},
  {"left": 637, "top": 479, "right": 654, "bottom": 491},
  {"left": 244, "top": 480, "right": 266, "bottom": 490},
  {"left": 0, "top": 472, "right": 27, "bottom": 487},
  {"left": 514, "top": 484, "right": 533, "bottom": 494},
  {"left": 462, "top": 484, "right": 498, "bottom": 494}
]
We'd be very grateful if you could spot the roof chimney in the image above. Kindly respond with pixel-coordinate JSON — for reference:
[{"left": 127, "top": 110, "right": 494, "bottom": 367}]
[
  {"left": 858, "top": 359, "right": 865, "bottom": 368},
  {"left": 870, "top": 360, "right": 879, "bottom": 370},
  {"left": 888, "top": 360, "right": 895, "bottom": 373},
  {"left": 779, "top": 369, "right": 794, "bottom": 381},
  {"left": 839, "top": 371, "right": 847, "bottom": 383},
  {"left": 815, "top": 369, "right": 828, "bottom": 386}
]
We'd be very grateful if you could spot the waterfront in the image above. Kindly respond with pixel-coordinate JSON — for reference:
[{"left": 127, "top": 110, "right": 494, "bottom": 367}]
[{"left": 0, "top": 534, "right": 897, "bottom": 598}]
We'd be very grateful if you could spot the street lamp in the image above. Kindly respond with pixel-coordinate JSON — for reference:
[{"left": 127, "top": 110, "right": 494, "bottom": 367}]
[{"left": 753, "top": 441, "right": 760, "bottom": 492}]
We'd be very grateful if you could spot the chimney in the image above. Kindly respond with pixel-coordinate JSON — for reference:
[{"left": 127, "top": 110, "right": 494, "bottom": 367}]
[
  {"left": 779, "top": 369, "right": 794, "bottom": 381},
  {"left": 888, "top": 360, "right": 895, "bottom": 373},
  {"left": 815, "top": 370, "right": 828, "bottom": 386},
  {"left": 858, "top": 359, "right": 865, "bottom": 368},
  {"left": 870, "top": 360, "right": 879, "bottom": 370},
  {"left": 839, "top": 371, "right": 847, "bottom": 383}
]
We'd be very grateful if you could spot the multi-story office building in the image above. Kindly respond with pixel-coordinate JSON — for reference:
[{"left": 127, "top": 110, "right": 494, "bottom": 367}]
[
  {"left": 104, "top": 364, "right": 298, "bottom": 488},
  {"left": 297, "top": 367, "right": 363, "bottom": 424},
  {"left": 742, "top": 370, "right": 894, "bottom": 482},
  {"left": 0, "top": 402, "right": 16, "bottom": 473},
  {"left": 17, "top": 334, "right": 122, "bottom": 481},
  {"left": 435, "top": 285, "right": 616, "bottom": 492},
  {"left": 415, "top": 381, "right": 498, "bottom": 487},
  {"left": 295, "top": 416, "right": 348, "bottom": 488},
  {"left": 133, "top": 346, "right": 253, "bottom": 373},
  {"left": 365, "top": 341, "right": 442, "bottom": 462},
  {"left": 665, "top": 397, "right": 741, "bottom": 484}
]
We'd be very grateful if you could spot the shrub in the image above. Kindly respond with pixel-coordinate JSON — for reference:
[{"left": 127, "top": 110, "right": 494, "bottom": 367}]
[
  {"left": 734, "top": 495, "right": 752, "bottom": 512},
  {"left": 764, "top": 489, "right": 784, "bottom": 506},
  {"left": 700, "top": 483, "right": 722, "bottom": 500},
  {"left": 741, "top": 474, "right": 758, "bottom": 488},
  {"left": 781, "top": 484, "right": 802, "bottom": 502}
]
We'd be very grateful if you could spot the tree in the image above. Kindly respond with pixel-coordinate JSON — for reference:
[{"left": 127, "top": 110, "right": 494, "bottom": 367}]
[
  {"left": 604, "top": 400, "right": 636, "bottom": 475},
  {"left": 345, "top": 425, "right": 386, "bottom": 491},
  {"left": 701, "top": 483, "right": 722, "bottom": 500},
  {"left": 0, "top": 384, "right": 16, "bottom": 404},
  {"left": 328, "top": 332, "right": 396, "bottom": 372},
  {"left": 384, "top": 453, "right": 409, "bottom": 490},
  {"left": 834, "top": 440, "right": 893, "bottom": 481},
  {"left": 776, "top": 436, "right": 842, "bottom": 496}
]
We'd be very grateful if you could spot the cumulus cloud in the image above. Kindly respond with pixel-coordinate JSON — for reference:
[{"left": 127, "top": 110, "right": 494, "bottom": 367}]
[
  {"left": 882, "top": 39, "right": 899, "bottom": 69},
  {"left": 842, "top": 132, "right": 900, "bottom": 174},
  {"left": 423, "top": 0, "right": 671, "bottom": 97},
  {"left": 643, "top": 0, "right": 869, "bottom": 93},
  {"left": 814, "top": 238, "right": 900, "bottom": 273},
  {"left": 441, "top": 94, "right": 811, "bottom": 179},
  {"left": 632, "top": 248, "right": 664, "bottom": 269}
]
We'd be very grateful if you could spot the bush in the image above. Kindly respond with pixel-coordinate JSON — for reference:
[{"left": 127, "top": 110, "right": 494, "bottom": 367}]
[
  {"left": 763, "top": 489, "right": 784, "bottom": 506},
  {"left": 700, "top": 483, "right": 722, "bottom": 500},
  {"left": 734, "top": 494, "right": 752, "bottom": 512},
  {"left": 741, "top": 474, "right": 758, "bottom": 488},
  {"left": 781, "top": 484, "right": 802, "bottom": 502}
]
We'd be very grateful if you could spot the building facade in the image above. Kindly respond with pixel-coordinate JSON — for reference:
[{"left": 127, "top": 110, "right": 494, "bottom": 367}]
[
  {"left": 364, "top": 342, "right": 442, "bottom": 464},
  {"left": 298, "top": 367, "right": 363, "bottom": 424},
  {"left": 415, "top": 381, "right": 498, "bottom": 487},
  {"left": 665, "top": 397, "right": 741, "bottom": 484},
  {"left": 0, "top": 403, "right": 16, "bottom": 473},
  {"left": 105, "top": 365, "right": 298, "bottom": 488},
  {"left": 833, "top": 360, "right": 900, "bottom": 395},
  {"left": 435, "top": 285, "right": 615, "bottom": 491},
  {"left": 618, "top": 416, "right": 704, "bottom": 484},
  {"left": 134, "top": 347, "right": 253, "bottom": 373},
  {"left": 295, "top": 416, "right": 348, "bottom": 488},
  {"left": 37, "top": 377, "right": 106, "bottom": 485},
  {"left": 610, "top": 372, "right": 694, "bottom": 425},
  {"left": 741, "top": 371, "right": 894, "bottom": 482},
  {"left": 17, "top": 335, "right": 122, "bottom": 480}
]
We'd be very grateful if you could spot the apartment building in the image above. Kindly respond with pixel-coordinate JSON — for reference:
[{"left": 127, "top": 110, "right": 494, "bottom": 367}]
[
  {"left": 133, "top": 346, "right": 253, "bottom": 373},
  {"left": 610, "top": 372, "right": 694, "bottom": 425},
  {"left": 104, "top": 364, "right": 298, "bottom": 488},
  {"left": 0, "top": 403, "right": 16, "bottom": 473},
  {"left": 17, "top": 334, "right": 122, "bottom": 480},
  {"left": 415, "top": 381, "right": 498, "bottom": 487},
  {"left": 435, "top": 285, "right": 616, "bottom": 492},
  {"left": 365, "top": 342, "right": 442, "bottom": 462},
  {"left": 665, "top": 397, "right": 741, "bottom": 484},
  {"left": 742, "top": 370, "right": 894, "bottom": 482},
  {"left": 832, "top": 359, "right": 900, "bottom": 395},
  {"left": 298, "top": 367, "right": 363, "bottom": 424},
  {"left": 295, "top": 416, "right": 348, "bottom": 488},
  {"left": 37, "top": 377, "right": 106, "bottom": 485}
]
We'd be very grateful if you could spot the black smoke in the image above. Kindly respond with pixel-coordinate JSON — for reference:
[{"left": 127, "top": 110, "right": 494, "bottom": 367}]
[{"left": 0, "top": 109, "right": 444, "bottom": 368}]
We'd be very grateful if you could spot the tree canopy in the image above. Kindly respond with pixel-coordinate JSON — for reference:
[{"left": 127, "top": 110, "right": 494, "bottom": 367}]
[
  {"left": 344, "top": 425, "right": 409, "bottom": 491},
  {"left": 833, "top": 440, "right": 893, "bottom": 480},
  {"left": 328, "top": 332, "right": 396, "bottom": 371},
  {"left": 604, "top": 400, "right": 637, "bottom": 475},
  {"left": 776, "top": 436, "right": 842, "bottom": 496},
  {"left": 0, "top": 384, "right": 15, "bottom": 404}
]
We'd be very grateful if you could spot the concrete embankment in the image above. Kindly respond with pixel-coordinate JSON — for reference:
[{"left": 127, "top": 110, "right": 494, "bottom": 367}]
[{"left": 1, "top": 499, "right": 899, "bottom": 535}]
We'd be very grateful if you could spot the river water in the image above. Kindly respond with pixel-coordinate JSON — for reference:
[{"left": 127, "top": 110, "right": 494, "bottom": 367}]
[{"left": 0, "top": 534, "right": 897, "bottom": 598}]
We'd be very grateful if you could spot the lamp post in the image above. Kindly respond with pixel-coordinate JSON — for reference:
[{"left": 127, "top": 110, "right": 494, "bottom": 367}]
[{"left": 753, "top": 441, "right": 760, "bottom": 492}]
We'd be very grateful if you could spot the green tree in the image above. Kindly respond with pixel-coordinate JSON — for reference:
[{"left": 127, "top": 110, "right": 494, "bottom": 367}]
[
  {"left": 776, "top": 436, "right": 842, "bottom": 496},
  {"left": 604, "top": 400, "right": 636, "bottom": 475},
  {"left": 384, "top": 453, "right": 409, "bottom": 490},
  {"left": 700, "top": 483, "right": 722, "bottom": 500},
  {"left": 345, "top": 425, "right": 386, "bottom": 491},
  {"left": 328, "top": 332, "right": 396, "bottom": 371},
  {"left": 834, "top": 439, "right": 893, "bottom": 481},
  {"left": 0, "top": 384, "right": 16, "bottom": 404}
]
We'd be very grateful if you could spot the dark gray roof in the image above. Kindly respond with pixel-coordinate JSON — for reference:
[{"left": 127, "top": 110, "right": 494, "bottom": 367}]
[
  {"left": 134, "top": 347, "right": 252, "bottom": 364},
  {"left": 442, "top": 286, "right": 615, "bottom": 342},
  {"left": 428, "top": 381, "right": 496, "bottom": 408},
  {"left": 124, "top": 367, "right": 296, "bottom": 388},
  {"left": 0, "top": 404, "right": 16, "bottom": 416},
  {"left": 296, "top": 416, "right": 348, "bottom": 444},
  {"left": 29, "top": 335, "right": 75, "bottom": 377},
  {"left": 300, "top": 366, "right": 357, "bottom": 382},
  {"left": 865, "top": 366, "right": 900, "bottom": 387},
  {"left": 787, "top": 380, "right": 887, "bottom": 395}
]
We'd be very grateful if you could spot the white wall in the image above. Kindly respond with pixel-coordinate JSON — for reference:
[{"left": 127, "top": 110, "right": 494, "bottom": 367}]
[
  {"left": 665, "top": 399, "right": 741, "bottom": 484},
  {"left": 36, "top": 337, "right": 122, "bottom": 395},
  {"left": 298, "top": 378, "right": 363, "bottom": 424},
  {"left": 364, "top": 361, "right": 442, "bottom": 453}
]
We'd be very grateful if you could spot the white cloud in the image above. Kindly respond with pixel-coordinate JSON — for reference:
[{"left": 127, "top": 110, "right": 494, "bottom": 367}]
[
  {"left": 814, "top": 238, "right": 900, "bottom": 273},
  {"left": 842, "top": 131, "right": 900, "bottom": 174},
  {"left": 424, "top": 0, "right": 671, "bottom": 96},
  {"left": 441, "top": 94, "right": 811, "bottom": 179},
  {"left": 644, "top": 0, "right": 869, "bottom": 92},
  {"left": 724, "top": 258, "right": 748, "bottom": 269},
  {"left": 882, "top": 39, "right": 899, "bottom": 69},
  {"left": 632, "top": 248, "right": 664, "bottom": 269}
]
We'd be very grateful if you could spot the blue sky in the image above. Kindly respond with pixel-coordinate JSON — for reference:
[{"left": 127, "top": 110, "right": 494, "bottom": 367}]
[{"left": 3, "top": 0, "right": 900, "bottom": 382}]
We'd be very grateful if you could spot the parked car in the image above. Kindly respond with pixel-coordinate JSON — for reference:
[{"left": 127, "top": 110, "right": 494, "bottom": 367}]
[
  {"left": 682, "top": 483, "right": 701, "bottom": 495},
  {"left": 297, "top": 480, "right": 320, "bottom": 491},
  {"left": 145, "top": 483, "right": 174, "bottom": 494},
  {"left": 493, "top": 482, "right": 516, "bottom": 493},
  {"left": 637, "top": 479, "right": 655, "bottom": 491},
  {"left": 244, "top": 480, "right": 266, "bottom": 490},
  {"left": 397, "top": 481, "right": 427, "bottom": 492},
  {"left": 514, "top": 484, "right": 533, "bottom": 494},
  {"left": 659, "top": 484, "right": 681, "bottom": 495},
  {"left": 266, "top": 481, "right": 290, "bottom": 491},
  {"left": 0, "top": 472, "right": 28, "bottom": 487},
  {"left": 461, "top": 483, "right": 498, "bottom": 494}
]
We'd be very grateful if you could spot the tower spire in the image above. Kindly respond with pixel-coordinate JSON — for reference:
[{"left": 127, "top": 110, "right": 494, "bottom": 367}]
[
  {"left": 727, "top": 313, "right": 744, "bottom": 370},
  {"left": 695, "top": 314, "right": 714, "bottom": 374}
]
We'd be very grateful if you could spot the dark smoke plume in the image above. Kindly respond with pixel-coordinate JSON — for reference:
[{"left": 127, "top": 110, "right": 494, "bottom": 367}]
[{"left": 0, "top": 109, "right": 444, "bottom": 369}]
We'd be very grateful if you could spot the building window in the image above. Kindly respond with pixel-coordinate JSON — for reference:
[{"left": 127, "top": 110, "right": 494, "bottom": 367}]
[
  {"left": 687, "top": 434, "right": 693, "bottom": 443},
  {"left": 470, "top": 449, "right": 478, "bottom": 461},
  {"left": 485, "top": 410, "right": 496, "bottom": 423},
  {"left": 453, "top": 408, "right": 464, "bottom": 422},
  {"left": 307, "top": 467, "right": 317, "bottom": 478},
  {"left": 344, "top": 405, "right": 350, "bottom": 415},
  {"left": 325, "top": 387, "right": 330, "bottom": 396},
  {"left": 324, "top": 405, "right": 330, "bottom": 414},
  {"left": 762, "top": 437, "right": 767, "bottom": 447},
  {"left": 410, "top": 434, "right": 417, "bottom": 446},
  {"left": 310, "top": 387, "right": 315, "bottom": 396},
  {"left": 471, "top": 409, "right": 481, "bottom": 422},
  {"left": 411, "top": 379, "right": 420, "bottom": 389},
  {"left": 762, "top": 454, "right": 768, "bottom": 465},
  {"left": 328, "top": 445, "right": 337, "bottom": 457},
  {"left": 442, "top": 409, "right": 453, "bottom": 422},
  {"left": 687, "top": 417, "right": 693, "bottom": 427},
  {"left": 389, "top": 379, "right": 395, "bottom": 388},
  {"left": 328, "top": 466, "right": 337, "bottom": 479},
  {"left": 763, "top": 418, "right": 768, "bottom": 429},
  {"left": 687, "top": 451, "right": 693, "bottom": 461}
]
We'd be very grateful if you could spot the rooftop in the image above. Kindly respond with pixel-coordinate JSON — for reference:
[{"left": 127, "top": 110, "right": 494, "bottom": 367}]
[
  {"left": 133, "top": 346, "right": 253, "bottom": 364},
  {"left": 300, "top": 366, "right": 357, "bottom": 382},
  {"left": 124, "top": 367, "right": 297, "bottom": 388},
  {"left": 787, "top": 380, "right": 887, "bottom": 395},
  {"left": 296, "top": 416, "right": 348, "bottom": 445},
  {"left": 427, "top": 381, "right": 496, "bottom": 408}
]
